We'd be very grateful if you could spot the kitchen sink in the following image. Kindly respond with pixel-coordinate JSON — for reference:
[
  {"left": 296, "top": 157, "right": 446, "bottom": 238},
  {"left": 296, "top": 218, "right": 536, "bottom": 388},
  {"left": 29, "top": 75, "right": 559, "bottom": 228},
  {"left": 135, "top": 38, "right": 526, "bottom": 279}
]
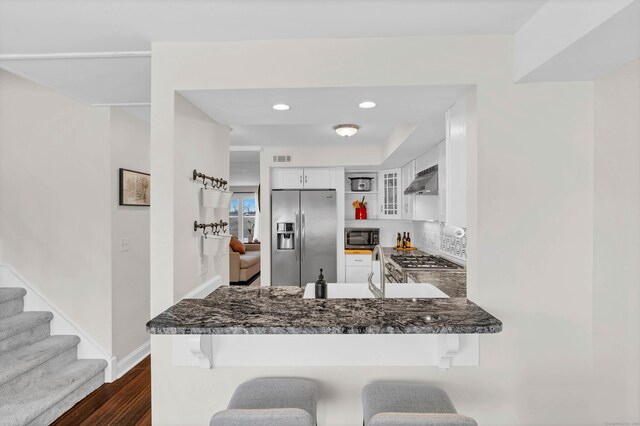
[{"left": 302, "top": 283, "right": 448, "bottom": 299}]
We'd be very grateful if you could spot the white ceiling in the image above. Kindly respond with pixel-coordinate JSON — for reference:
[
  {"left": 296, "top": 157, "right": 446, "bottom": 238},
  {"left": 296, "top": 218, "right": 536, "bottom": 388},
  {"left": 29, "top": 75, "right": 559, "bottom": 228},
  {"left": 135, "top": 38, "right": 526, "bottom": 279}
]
[
  {"left": 0, "top": 1, "right": 546, "bottom": 54},
  {"left": 0, "top": 56, "right": 150, "bottom": 105},
  {"left": 518, "top": 0, "right": 640, "bottom": 82},
  {"left": 180, "top": 85, "right": 468, "bottom": 164},
  {"left": 180, "top": 86, "right": 468, "bottom": 126},
  {"left": 0, "top": 0, "right": 546, "bottom": 107}
]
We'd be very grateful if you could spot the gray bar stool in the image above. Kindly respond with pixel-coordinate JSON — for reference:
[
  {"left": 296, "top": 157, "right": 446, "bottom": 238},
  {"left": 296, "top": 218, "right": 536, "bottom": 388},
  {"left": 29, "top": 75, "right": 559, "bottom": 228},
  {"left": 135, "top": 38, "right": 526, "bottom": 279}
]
[
  {"left": 362, "top": 383, "right": 478, "bottom": 426},
  {"left": 210, "top": 378, "right": 318, "bottom": 426}
]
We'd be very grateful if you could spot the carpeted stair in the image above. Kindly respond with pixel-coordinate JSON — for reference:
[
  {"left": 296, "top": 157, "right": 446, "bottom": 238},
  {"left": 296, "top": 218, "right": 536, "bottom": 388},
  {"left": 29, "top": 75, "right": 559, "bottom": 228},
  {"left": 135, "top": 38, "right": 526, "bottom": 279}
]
[{"left": 0, "top": 287, "right": 107, "bottom": 426}]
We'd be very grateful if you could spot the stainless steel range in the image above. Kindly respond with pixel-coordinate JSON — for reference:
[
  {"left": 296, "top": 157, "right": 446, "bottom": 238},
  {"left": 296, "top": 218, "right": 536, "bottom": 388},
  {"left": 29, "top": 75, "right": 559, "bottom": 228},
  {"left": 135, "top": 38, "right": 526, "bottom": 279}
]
[{"left": 386, "top": 253, "right": 462, "bottom": 283}]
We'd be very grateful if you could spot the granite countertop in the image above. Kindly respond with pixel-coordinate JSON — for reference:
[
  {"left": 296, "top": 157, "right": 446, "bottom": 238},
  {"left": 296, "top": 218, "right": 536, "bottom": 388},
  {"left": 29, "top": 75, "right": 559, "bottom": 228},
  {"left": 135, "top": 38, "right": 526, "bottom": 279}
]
[{"left": 146, "top": 286, "right": 502, "bottom": 335}]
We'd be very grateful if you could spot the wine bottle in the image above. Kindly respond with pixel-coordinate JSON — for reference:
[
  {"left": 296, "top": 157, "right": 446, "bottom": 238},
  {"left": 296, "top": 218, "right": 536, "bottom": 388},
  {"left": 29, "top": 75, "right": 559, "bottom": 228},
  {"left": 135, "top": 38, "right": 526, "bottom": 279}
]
[
  {"left": 402, "top": 232, "right": 407, "bottom": 249},
  {"left": 406, "top": 232, "right": 411, "bottom": 248},
  {"left": 396, "top": 232, "right": 402, "bottom": 249}
]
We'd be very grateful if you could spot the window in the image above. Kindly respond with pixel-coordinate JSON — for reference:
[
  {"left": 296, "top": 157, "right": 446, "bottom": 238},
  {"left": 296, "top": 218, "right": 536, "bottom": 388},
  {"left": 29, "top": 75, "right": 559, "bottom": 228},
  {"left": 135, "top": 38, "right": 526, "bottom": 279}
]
[{"left": 229, "top": 193, "right": 259, "bottom": 243}]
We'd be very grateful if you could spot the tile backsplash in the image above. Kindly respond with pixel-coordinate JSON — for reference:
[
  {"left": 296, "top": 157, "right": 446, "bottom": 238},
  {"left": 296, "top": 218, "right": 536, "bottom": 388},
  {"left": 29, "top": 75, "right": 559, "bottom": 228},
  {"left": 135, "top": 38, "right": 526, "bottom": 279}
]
[
  {"left": 413, "top": 221, "right": 467, "bottom": 262},
  {"left": 440, "top": 225, "right": 467, "bottom": 260},
  {"left": 413, "top": 221, "right": 441, "bottom": 255}
]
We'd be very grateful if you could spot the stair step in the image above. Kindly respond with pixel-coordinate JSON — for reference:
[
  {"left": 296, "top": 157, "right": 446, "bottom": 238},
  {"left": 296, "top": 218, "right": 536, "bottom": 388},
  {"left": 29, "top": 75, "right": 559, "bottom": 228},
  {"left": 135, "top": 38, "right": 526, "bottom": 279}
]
[
  {"left": 0, "top": 312, "right": 53, "bottom": 355},
  {"left": 0, "top": 335, "right": 80, "bottom": 390},
  {"left": 0, "top": 359, "right": 107, "bottom": 426},
  {"left": 0, "top": 297, "right": 23, "bottom": 320},
  {"left": 0, "top": 288, "right": 26, "bottom": 304},
  {"left": 0, "top": 288, "right": 26, "bottom": 325}
]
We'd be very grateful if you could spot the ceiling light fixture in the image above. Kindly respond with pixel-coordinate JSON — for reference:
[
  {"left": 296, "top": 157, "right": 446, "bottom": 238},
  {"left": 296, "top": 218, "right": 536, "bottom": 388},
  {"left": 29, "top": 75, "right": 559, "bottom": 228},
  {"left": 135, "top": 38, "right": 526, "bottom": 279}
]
[
  {"left": 358, "top": 101, "right": 376, "bottom": 109},
  {"left": 334, "top": 124, "right": 359, "bottom": 137},
  {"left": 272, "top": 103, "right": 290, "bottom": 111}
]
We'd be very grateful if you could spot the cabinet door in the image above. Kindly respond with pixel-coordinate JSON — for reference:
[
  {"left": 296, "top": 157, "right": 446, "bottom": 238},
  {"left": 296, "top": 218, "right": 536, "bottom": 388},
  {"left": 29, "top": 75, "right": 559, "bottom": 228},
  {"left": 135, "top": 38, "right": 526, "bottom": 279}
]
[
  {"left": 445, "top": 98, "right": 467, "bottom": 228},
  {"left": 378, "top": 169, "right": 401, "bottom": 219},
  {"left": 303, "top": 168, "right": 335, "bottom": 189},
  {"left": 272, "top": 168, "right": 304, "bottom": 189},
  {"left": 345, "top": 266, "right": 372, "bottom": 283},
  {"left": 401, "top": 160, "right": 415, "bottom": 220}
]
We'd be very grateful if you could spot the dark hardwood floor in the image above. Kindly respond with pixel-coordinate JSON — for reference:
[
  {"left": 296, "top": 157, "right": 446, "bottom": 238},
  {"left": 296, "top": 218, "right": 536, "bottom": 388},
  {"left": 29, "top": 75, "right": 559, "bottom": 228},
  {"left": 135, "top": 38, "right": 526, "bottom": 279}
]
[{"left": 52, "top": 356, "right": 151, "bottom": 426}]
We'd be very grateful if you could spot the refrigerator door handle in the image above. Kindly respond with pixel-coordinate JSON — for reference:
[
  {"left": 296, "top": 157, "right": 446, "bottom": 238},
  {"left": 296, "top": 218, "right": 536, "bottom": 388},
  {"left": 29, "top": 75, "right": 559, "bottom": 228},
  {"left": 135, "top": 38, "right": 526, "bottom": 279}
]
[
  {"left": 295, "top": 210, "right": 299, "bottom": 261},
  {"left": 301, "top": 211, "right": 306, "bottom": 262}
]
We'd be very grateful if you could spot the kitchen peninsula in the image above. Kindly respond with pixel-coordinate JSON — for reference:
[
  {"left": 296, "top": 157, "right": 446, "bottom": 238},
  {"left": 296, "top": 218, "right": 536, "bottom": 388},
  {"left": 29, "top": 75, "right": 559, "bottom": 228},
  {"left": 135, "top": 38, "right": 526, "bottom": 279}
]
[
  {"left": 147, "top": 286, "right": 501, "bottom": 335},
  {"left": 147, "top": 284, "right": 501, "bottom": 370}
]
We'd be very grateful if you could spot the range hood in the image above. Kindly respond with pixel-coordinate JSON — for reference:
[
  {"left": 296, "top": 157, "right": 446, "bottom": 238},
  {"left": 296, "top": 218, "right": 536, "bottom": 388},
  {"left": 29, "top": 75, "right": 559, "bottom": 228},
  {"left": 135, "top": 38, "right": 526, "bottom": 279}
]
[{"left": 404, "top": 165, "right": 438, "bottom": 195}]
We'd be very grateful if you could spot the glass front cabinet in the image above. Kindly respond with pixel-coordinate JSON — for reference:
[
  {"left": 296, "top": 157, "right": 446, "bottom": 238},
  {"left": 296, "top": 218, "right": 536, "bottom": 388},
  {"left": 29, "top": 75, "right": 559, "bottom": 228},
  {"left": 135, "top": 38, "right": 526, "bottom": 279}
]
[{"left": 378, "top": 168, "right": 402, "bottom": 220}]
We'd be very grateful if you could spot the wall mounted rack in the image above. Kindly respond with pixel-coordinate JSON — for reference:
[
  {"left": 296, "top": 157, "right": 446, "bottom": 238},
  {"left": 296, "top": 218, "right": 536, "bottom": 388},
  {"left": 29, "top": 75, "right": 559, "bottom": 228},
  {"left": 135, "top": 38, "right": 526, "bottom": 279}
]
[
  {"left": 193, "top": 169, "right": 228, "bottom": 190},
  {"left": 193, "top": 220, "right": 228, "bottom": 235}
]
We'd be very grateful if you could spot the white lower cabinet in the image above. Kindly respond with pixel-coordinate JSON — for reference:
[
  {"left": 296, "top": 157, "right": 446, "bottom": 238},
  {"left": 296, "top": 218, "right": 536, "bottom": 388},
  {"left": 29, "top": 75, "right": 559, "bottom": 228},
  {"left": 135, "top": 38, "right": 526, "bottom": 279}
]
[
  {"left": 345, "top": 254, "right": 380, "bottom": 283},
  {"left": 346, "top": 266, "right": 371, "bottom": 283}
]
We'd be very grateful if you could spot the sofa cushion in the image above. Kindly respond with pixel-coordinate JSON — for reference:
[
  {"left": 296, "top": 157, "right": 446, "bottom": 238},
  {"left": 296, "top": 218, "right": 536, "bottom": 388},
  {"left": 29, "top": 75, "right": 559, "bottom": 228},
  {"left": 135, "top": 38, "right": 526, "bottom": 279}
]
[
  {"left": 230, "top": 236, "right": 246, "bottom": 254},
  {"left": 239, "top": 251, "right": 260, "bottom": 269}
]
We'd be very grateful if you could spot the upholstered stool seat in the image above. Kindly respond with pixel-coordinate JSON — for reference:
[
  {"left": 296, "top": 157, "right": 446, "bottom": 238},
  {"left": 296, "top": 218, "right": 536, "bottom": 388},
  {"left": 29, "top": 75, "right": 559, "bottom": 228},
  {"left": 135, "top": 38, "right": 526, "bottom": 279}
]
[
  {"left": 211, "top": 378, "right": 317, "bottom": 426},
  {"left": 362, "top": 383, "right": 477, "bottom": 426}
]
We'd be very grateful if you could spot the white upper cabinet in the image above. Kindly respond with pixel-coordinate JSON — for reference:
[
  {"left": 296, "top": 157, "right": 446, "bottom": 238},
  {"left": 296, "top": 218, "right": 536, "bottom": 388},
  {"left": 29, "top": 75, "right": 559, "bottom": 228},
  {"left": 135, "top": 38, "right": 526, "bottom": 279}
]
[
  {"left": 401, "top": 160, "right": 415, "bottom": 220},
  {"left": 445, "top": 96, "right": 468, "bottom": 228},
  {"left": 378, "top": 168, "right": 402, "bottom": 219},
  {"left": 272, "top": 168, "right": 336, "bottom": 189},
  {"left": 272, "top": 168, "right": 304, "bottom": 189},
  {"left": 303, "top": 168, "right": 335, "bottom": 189}
]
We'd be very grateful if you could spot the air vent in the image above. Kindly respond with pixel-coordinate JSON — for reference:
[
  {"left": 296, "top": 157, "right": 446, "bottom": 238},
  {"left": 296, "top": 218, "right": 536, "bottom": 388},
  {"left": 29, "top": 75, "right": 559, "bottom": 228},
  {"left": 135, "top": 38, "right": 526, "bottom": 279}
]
[{"left": 272, "top": 155, "right": 292, "bottom": 163}]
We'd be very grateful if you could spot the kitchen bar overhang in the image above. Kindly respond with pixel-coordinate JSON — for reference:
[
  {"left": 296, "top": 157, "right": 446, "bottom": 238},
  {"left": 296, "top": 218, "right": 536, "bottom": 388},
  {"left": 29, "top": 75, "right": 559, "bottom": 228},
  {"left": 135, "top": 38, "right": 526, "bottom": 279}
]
[{"left": 147, "top": 286, "right": 501, "bottom": 370}]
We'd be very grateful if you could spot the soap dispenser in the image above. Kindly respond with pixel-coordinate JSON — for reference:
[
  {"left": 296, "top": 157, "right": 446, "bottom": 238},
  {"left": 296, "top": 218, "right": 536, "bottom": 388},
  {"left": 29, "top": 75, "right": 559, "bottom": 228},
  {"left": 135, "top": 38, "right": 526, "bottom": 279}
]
[{"left": 315, "top": 268, "right": 327, "bottom": 299}]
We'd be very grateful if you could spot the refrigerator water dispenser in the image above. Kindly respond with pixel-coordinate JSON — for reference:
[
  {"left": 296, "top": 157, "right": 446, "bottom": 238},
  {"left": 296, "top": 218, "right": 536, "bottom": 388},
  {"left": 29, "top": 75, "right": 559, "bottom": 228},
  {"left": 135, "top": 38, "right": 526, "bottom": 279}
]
[{"left": 276, "top": 222, "right": 295, "bottom": 250}]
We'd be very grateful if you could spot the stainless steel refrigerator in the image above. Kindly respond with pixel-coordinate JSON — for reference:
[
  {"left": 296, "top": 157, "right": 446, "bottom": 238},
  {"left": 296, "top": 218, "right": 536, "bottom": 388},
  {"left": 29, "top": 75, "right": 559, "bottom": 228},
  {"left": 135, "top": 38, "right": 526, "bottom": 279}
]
[{"left": 271, "top": 190, "right": 337, "bottom": 286}]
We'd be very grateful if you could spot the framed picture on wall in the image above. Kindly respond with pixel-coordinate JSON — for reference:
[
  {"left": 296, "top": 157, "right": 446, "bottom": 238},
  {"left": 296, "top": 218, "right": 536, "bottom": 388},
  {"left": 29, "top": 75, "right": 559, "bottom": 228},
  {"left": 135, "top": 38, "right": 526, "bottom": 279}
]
[{"left": 119, "top": 168, "right": 150, "bottom": 206}]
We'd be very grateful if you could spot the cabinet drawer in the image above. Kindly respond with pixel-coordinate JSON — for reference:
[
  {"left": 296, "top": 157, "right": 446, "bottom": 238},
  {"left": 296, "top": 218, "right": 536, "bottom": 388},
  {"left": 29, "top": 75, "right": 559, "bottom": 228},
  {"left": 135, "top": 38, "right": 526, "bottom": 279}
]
[
  {"left": 345, "top": 266, "right": 372, "bottom": 283},
  {"left": 345, "top": 254, "right": 371, "bottom": 266}
]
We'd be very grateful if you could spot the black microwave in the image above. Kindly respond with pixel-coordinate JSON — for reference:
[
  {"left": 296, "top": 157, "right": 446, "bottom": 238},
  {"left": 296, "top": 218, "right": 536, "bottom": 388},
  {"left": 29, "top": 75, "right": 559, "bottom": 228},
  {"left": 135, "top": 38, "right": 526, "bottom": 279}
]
[{"left": 345, "top": 228, "right": 380, "bottom": 250}]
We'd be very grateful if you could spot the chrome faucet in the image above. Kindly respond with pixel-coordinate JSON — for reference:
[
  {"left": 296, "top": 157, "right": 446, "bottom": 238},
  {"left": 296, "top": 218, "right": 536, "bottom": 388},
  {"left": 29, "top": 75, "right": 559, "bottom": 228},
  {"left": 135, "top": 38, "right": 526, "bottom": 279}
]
[{"left": 368, "top": 244, "right": 385, "bottom": 298}]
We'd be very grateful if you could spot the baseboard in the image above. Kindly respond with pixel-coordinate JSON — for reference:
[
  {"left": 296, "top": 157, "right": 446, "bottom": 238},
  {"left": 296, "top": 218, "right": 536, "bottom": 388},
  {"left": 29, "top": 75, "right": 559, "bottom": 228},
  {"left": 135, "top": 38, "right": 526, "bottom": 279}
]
[
  {"left": 116, "top": 340, "right": 150, "bottom": 380},
  {"left": 180, "top": 275, "right": 223, "bottom": 299}
]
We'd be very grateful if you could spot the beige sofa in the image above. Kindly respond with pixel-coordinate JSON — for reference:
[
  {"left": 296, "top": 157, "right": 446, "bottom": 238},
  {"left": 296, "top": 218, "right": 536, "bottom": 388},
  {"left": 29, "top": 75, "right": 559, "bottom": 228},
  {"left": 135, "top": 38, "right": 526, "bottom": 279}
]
[{"left": 229, "top": 243, "right": 261, "bottom": 284}]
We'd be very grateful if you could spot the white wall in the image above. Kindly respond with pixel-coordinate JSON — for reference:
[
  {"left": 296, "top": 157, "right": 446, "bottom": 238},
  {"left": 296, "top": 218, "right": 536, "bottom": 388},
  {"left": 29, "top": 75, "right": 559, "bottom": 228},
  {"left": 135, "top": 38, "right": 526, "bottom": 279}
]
[
  {"left": 229, "top": 162, "right": 259, "bottom": 186},
  {"left": 592, "top": 59, "right": 640, "bottom": 423},
  {"left": 172, "top": 94, "right": 230, "bottom": 301},
  {"left": 148, "top": 36, "right": 633, "bottom": 425},
  {"left": 0, "top": 69, "right": 113, "bottom": 352},
  {"left": 110, "top": 107, "right": 151, "bottom": 361},
  {"left": 0, "top": 69, "right": 154, "bottom": 367}
]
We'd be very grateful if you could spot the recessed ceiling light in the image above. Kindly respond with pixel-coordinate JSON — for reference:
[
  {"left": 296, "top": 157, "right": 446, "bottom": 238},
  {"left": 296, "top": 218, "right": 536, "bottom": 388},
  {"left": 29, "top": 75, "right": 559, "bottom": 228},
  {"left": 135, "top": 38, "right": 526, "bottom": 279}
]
[
  {"left": 272, "top": 103, "right": 290, "bottom": 111},
  {"left": 334, "top": 124, "right": 359, "bottom": 137},
  {"left": 358, "top": 101, "right": 376, "bottom": 109}
]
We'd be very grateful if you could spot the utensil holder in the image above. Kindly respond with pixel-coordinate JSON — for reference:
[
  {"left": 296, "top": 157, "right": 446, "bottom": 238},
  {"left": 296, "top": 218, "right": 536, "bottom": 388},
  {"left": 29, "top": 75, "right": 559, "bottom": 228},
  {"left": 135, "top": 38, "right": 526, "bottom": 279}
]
[
  {"left": 201, "top": 188, "right": 233, "bottom": 209},
  {"left": 202, "top": 234, "right": 232, "bottom": 256},
  {"left": 355, "top": 207, "right": 367, "bottom": 220}
]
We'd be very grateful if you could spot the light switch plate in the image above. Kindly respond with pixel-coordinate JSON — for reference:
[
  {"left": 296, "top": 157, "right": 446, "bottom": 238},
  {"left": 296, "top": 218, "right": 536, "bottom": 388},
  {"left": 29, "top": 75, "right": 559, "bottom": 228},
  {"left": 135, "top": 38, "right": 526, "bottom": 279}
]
[{"left": 120, "top": 238, "right": 130, "bottom": 252}]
